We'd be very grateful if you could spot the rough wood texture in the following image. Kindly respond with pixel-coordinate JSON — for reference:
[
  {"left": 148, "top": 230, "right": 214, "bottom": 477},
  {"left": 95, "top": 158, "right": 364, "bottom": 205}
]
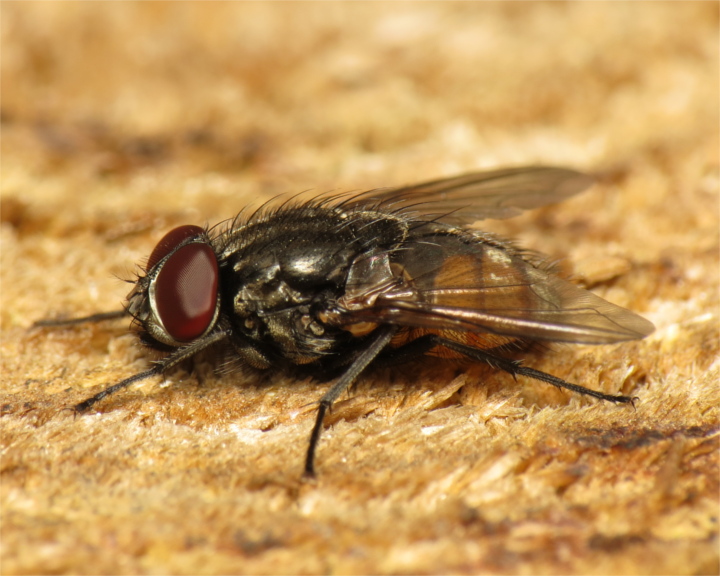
[{"left": 2, "top": 3, "right": 718, "bottom": 574}]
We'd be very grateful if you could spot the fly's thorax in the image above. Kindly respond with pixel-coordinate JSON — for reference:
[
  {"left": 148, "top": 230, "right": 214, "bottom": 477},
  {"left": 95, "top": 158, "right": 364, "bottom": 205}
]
[
  {"left": 219, "top": 206, "right": 407, "bottom": 300},
  {"left": 215, "top": 204, "right": 409, "bottom": 363}
]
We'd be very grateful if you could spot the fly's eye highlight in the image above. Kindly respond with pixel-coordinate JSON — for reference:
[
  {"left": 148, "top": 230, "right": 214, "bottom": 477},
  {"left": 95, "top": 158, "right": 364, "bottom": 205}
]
[
  {"left": 147, "top": 224, "right": 205, "bottom": 270},
  {"left": 150, "top": 227, "right": 219, "bottom": 342}
]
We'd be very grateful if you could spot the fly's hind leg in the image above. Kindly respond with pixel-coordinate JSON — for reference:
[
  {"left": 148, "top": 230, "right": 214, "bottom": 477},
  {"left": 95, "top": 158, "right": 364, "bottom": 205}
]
[{"left": 424, "top": 335, "right": 635, "bottom": 404}]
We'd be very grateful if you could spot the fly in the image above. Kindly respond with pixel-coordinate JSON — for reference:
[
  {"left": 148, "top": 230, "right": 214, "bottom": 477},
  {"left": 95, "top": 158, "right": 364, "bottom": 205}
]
[{"left": 34, "top": 166, "right": 655, "bottom": 476}]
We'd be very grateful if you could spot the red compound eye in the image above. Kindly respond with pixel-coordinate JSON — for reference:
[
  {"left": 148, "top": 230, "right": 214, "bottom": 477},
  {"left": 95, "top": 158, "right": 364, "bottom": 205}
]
[
  {"left": 147, "top": 225, "right": 205, "bottom": 270},
  {"left": 153, "top": 242, "right": 219, "bottom": 342}
]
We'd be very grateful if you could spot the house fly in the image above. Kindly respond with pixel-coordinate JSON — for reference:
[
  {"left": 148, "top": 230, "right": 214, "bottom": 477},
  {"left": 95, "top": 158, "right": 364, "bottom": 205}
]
[{"left": 34, "top": 166, "right": 655, "bottom": 476}]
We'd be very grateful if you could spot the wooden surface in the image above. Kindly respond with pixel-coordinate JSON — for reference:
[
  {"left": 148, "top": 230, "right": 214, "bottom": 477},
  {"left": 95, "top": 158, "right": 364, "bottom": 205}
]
[{"left": 2, "top": 3, "right": 718, "bottom": 574}]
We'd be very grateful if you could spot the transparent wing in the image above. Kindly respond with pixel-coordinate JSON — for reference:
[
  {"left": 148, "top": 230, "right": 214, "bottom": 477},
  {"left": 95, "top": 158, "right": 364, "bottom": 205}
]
[
  {"left": 341, "top": 166, "right": 594, "bottom": 224},
  {"left": 337, "top": 236, "right": 654, "bottom": 345}
]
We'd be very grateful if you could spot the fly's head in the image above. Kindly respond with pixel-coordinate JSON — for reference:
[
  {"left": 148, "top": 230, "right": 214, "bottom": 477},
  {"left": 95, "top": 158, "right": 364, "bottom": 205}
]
[{"left": 126, "top": 225, "right": 222, "bottom": 349}]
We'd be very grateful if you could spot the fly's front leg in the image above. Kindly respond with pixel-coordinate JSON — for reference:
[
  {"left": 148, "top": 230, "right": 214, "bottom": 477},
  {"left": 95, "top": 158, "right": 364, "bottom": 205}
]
[
  {"left": 74, "top": 367, "right": 162, "bottom": 413},
  {"left": 32, "top": 310, "right": 129, "bottom": 328},
  {"left": 73, "top": 331, "right": 230, "bottom": 412}
]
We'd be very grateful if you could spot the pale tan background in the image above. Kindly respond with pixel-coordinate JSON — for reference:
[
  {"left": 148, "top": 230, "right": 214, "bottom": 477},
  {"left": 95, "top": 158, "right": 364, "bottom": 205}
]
[{"left": 1, "top": 3, "right": 718, "bottom": 574}]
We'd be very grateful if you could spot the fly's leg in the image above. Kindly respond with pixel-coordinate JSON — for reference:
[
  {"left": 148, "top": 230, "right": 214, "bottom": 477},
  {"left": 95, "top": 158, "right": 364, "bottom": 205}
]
[
  {"left": 32, "top": 309, "right": 140, "bottom": 412},
  {"left": 72, "top": 331, "right": 230, "bottom": 413},
  {"left": 426, "top": 335, "right": 635, "bottom": 404},
  {"left": 75, "top": 367, "right": 161, "bottom": 412},
  {"left": 304, "top": 325, "right": 397, "bottom": 477},
  {"left": 32, "top": 310, "right": 129, "bottom": 327}
]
